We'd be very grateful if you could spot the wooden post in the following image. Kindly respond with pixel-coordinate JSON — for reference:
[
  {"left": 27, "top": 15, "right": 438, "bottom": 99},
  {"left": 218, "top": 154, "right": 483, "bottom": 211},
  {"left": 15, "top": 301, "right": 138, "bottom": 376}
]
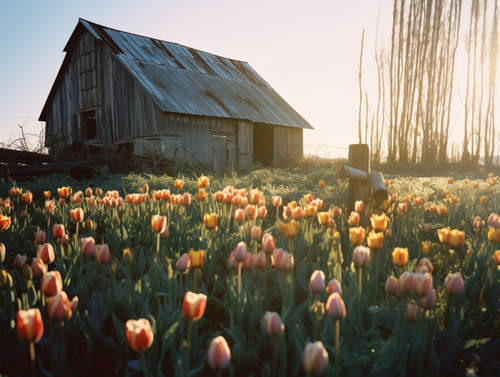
[{"left": 348, "top": 144, "right": 370, "bottom": 218}]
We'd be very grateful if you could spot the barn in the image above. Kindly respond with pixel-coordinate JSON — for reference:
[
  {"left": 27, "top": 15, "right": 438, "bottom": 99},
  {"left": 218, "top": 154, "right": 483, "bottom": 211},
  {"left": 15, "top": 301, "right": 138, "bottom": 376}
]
[{"left": 39, "top": 19, "right": 313, "bottom": 172}]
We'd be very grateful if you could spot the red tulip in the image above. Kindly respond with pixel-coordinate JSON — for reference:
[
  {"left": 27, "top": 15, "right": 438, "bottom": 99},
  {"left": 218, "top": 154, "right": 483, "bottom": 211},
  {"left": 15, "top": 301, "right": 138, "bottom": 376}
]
[
  {"left": 34, "top": 230, "right": 46, "bottom": 244},
  {"left": 261, "top": 233, "right": 275, "bottom": 254},
  {"left": 151, "top": 215, "right": 167, "bottom": 234},
  {"left": 81, "top": 237, "right": 96, "bottom": 258},
  {"left": 125, "top": 318, "right": 154, "bottom": 352},
  {"left": 32, "top": 258, "right": 46, "bottom": 279},
  {"left": 254, "top": 251, "right": 268, "bottom": 270},
  {"left": 17, "top": 308, "right": 43, "bottom": 343},
  {"left": 52, "top": 224, "right": 65, "bottom": 239},
  {"left": 182, "top": 292, "right": 207, "bottom": 321},
  {"left": 47, "top": 291, "right": 72, "bottom": 322},
  {"left": 41, "top": 271, "right": 63, "bottom": 297},
  {"left": 95, "top": 244, "right": 111, "bottom": 264},
  {"left": 37, "top": 243, "right": 55, "bottom": 264}
]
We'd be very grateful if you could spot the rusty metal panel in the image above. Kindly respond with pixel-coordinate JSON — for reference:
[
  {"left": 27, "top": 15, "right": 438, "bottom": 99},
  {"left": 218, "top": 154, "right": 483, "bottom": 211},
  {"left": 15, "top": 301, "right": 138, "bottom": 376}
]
[{"left": 80, "top": 19, "right": 313, "bottom": 130}]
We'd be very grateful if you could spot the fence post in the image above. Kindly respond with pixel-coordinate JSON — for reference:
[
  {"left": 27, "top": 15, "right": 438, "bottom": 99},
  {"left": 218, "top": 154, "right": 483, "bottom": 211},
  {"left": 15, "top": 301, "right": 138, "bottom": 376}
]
[{"left": 348, "top": 144, "right": 370, "bottom": 219}]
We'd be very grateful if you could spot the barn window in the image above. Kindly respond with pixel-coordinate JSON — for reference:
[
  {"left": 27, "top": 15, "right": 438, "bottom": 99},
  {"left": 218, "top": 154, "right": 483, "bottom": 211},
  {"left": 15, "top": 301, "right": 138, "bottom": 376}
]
[{"left": 82, "top": 110, "right": 97, "bottom": 141}]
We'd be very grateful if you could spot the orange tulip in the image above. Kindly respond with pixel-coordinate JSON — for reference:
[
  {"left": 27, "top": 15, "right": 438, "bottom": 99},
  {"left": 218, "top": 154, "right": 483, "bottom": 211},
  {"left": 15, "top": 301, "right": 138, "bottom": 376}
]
[
  {"left": 32, "top": 258, "right": 46, "bottom": 279},
  {"left": 293, "top": 207, "right": 304, "bottom": 221},
  {"left": 317, "top": 212, "right": 331, "bottom": 226},
  {"left": 392, "top": 247, "right": 408, "bottom": 267},
  {"left": 254, "top": 251, "right": 268, "bottom": 270},
  {"left": 444, "top": 273, "right": 464, "bottom": 296},
  {"left": 414, "top": 197, "right": 424, "bottom": 206},
  {"left": 446, "top": 196, "right": 458, "bottom": 205},
  {"left": 17, "top": 308, "right": 44, "bottom": 344},
  {"left": 283, "top": 220, "right": 299, "bottom": 239},
  {"left": 198, "top": 175, "right": 209, "bottom": 189},
  {"left": 399, "top": 202, "right": 408, "bottom": 216},
  {"left": 41, "top": 271, "right": 63, "bottom": 297},
  {"left": 280, "top": 252, "right": 294, "bottom": 272},
  {"left": 195, "top": 190, "right": 207, "bottom": 202},
  {"left": 234, "top": 209, "right": 245, "bottom": 223},
  {"left": 151, "top": 214, "right": 167, "bottom": 234},
  {"left": 9, "top": 187, "right": 22, "bottom": 197},
  {"left": 318, "top": 180, "right": 326, "bottom": 188},
  {"left": 370, "top": 213, "right": 388, "bottom": 232},
  {"left": 304, "top": 205, "right": 317, "bottom": 219},
  {"left": 52, "top": 224, "right": 65, "bottom": 239},
  {"left": 58, "top": 187, "right": 70, "bottom": 199},
  {"left": 250, "top": 189, "right": 261, "bottom": 205},
  {"left": 480, "top": 196, "right": 488, "bottom": 204},
  {"left": 261, "top": 233, "right": 275, "bottom": 254},
  {"left": 488, "top": 177, "right": 498, "bottom": 186},
  {"left": 22, "top": 191, "right": 33, "bottom": 205},
  {"left": 486, "top": 187, "right": 493, "bottom": 194},
  {"left": 125, "top": 318, "right": 154, "bottom": 352},
  {"left": 473, "top": 181, "right": 480, "bottom": 189},
  {"left": 246, "top": 205, "right": 256, "bottom": 219},
  {"left": 207, "top": 336, "right": 231, "bottom": 371},
  {"left": 488, "top": 226, "right": 500, "bottom": 243},
  {"left": 180, "top": 193, "right": 191, "bottom": 207},
  {"left": 438, "top": 227, "right": 451, "bottom": 244},
  {"left": 37, "top": 243, "right": 55, "bottom": 264},
  {"left": 0, "top": 215, "right": 11, "bottom": 231},
  {"left": 182, "top": 291, "right": 207, "bottom": 321},
  {"left": 251, "top": 225, "right": 262, "bottom": 241},
  {"left": 70, "top": 208, "right": 84, "bottom": 222},
  {"left": 304, "top": 193, "right": 313, "bottom": 204},
  {"left": 257, "top": 206, "right": 267, "bottom": 219},
  {"left": 332, "top": 207, "right": 342, "bottom": 217},
  {"left": 47, "top": 291, "right": 72, "bottom": 322},
  {"left": 367, "top": 231, "right": 384, "bottom": 251},
  {"left": 447, "top": 177, "right": 454, "bottom": 184},
  {"left": 355, "top": 200, "right": 364, "bottom": 213},
  {"left": 349, "top": 227, "right": 364, "bottom": 246},
  {"left": 326, "top": 279, "right": 342, "bottom": 296},
  {"left": 302, "top": 341, "right": 329, "bottom": 377},
  {"left": 288, "top": 201, "right": 298, "bottom": 210},
  {"left": 272, "top": 196, "right": 282, "bottom": 207},
  {"left": 271, "top": 248, "right": 284, "bottom": 270},
  {"left": 81, "top": 237, "right": 96, "bottom": 258},
  {"left": 428, "top": 204, "right": 437, "bottom": 213},
  {"left": 348, "top": 212, "right": 360, "bottom": 226},
  {"left": 492, "top": 250, "right": 500, "bottom": 266}
]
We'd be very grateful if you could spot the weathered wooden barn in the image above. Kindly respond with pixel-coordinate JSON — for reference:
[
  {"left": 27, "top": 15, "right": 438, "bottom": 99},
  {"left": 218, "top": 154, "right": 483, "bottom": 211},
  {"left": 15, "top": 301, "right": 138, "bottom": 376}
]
[{"left": 39, "top": 19, "right": 313, "bottom": 171}]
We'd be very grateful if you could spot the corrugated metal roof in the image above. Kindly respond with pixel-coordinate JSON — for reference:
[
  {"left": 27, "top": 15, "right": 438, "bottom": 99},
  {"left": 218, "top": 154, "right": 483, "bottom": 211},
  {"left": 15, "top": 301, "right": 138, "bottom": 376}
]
[{"left": 41, "top": 19, "right": 313, "bottom": 130}]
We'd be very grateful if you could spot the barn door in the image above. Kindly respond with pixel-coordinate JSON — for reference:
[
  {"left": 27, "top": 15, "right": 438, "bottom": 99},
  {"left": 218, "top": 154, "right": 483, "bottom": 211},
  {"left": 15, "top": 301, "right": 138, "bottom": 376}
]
[{"left": 212, "top": 135, "right": 237, "bottom": 170}]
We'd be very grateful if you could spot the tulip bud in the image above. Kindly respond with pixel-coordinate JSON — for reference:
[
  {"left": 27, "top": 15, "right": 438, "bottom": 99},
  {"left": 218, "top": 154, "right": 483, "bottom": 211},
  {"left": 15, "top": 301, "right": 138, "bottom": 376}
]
[
  {"left": 13, "top": 254, "right": 27, "bottom": 269},
  {"left": 160, "top": 226, "right": 170, "bottom": 240},
  {"left": 59, "top": 235, "right": 70, "bottom": 249},
  {"left": 264, "top": 311, "right": 284, "bottom": 338},
  {"left": 0, "top": 270, "right": 13, "bottom": 289},
  {"left": 17, "top": 308, "right": 44, "bottom": 343},
  {"left": 326, "top": 292, "right": 346, "bottom": 320},
  {"left": 175, "top": 254, "right": 190, "bottom": 274},
  {"left": 418, "top": 289, "right": 437, "bottom": 311},
  {"left": 406, "top": 303, "right": 423, "bottom": 323},
  {"left": 418, "top": 258, "right": 434, "bottom": 273},
  {"left": 182, "top": 291, "right": 207, "bottom": 321},
  {"left": 233, "top": 242, "right": 247, "bottom": 263},
  {"left": 20, "top": 210, "right": 27, "bottom": 220},
  {"left": 280, "top": 252, "right": 294, "bottom": 272},
  {"left": 70, "top": 296, "right": 79, "bottom": 312},
  {"left": 35, "top": 230, "right": 46, "bottom": 244},
  {"left": 309, "top": 270, "right": 326, "bottom": 294},
  {"left": 254, "top": 251, "right": 268, "bottom": 270},
  {"left": 47, "top": 291, "right": 72, "bottom": 322},
  {"left": 302, "top": 341, "right": 329, "bottom": 377},
  {"left": 422, "top": 241, "right": 433, "bottom": 257},
  {"left": 41, "top": 271, "right": 63, "bottom": 297},
  {"left": 473, "top": 216, "right": 482, "bottom": 231},
  {"left": 125, "top": 318, "right": 154, "bottom": 352},
  {"left": 95, "top": 244, "right": 111, "bottom": 265},
  {"left": 123, "top": 248, "right": 134, "bottom": 266},
  {"left": 385, "top": 276, "right": 402, "bottom": 299},
  {"left": 420, "top": 223, "right": 431, "bottom": 234},
  {"left": 353, "top": 246, "right": 370, "bottom": 269},
  {"left": 22, "top": 263, "right": 33, "bottom": 281},
  {"left": 326, "top": 279, "right": 342, "bottom": 296},
  {"left": 385, "top": 229, "right": 392, "bottom": 239},
  {"left": 445, "top": 273, "right": 464, "bottom": 295},
  {"left": 207, "top": 336, "right": 231, "bottom": 371},
  {"left": 448, "top": 249, "right": 458, "bottom": 264}
]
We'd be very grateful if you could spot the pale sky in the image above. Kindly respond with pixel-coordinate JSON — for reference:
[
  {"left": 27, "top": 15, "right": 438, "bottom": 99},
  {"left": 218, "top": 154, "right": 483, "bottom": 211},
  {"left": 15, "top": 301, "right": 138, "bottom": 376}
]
[{"left": 0, "top": 1, "right": 404, "bottom": 159}]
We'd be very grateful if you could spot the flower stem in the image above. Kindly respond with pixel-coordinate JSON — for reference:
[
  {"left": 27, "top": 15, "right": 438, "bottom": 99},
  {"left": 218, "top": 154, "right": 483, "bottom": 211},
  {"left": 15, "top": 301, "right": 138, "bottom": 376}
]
[
  {"left": 358, "top": 268, "right": 362, "bottom": 320},
  {"left": 30, "top": 342, "right": 35, "bottom": 377},
  {"left": 335, "top": 320, "right": 340, "bottom": 376},
  {"left": 273, "top": 338, "right": 278, "bottom": 377},
  {"left": 156, "top": 233, "right": 160, "bottom": 255},
  {"left": 140, "top": 350, "right": 147, "bottom": 377},
  {"left": 185, "top": 320, "right": 193, "bottom": 376},
  {"left": 178, "top": 273, "right": 183, "bottom": 307},
  {"left": 102, "top": 264, "right": 106, "bottom": 292},
  {"left": 238, "top": 262, "right": 242, "bottom": 295}
]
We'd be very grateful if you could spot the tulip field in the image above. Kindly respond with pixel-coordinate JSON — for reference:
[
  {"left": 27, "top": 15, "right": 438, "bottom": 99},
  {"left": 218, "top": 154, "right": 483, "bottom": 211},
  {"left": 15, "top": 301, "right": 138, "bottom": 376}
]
[{"left": 0, "top": 164, "right": 499, "bottom": 376}]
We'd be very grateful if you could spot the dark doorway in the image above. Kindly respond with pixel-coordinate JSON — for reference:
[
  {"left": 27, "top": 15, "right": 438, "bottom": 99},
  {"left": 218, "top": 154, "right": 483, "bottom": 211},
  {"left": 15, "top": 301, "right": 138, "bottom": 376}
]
[
  {"left": 253, "top": 124, "right": 274, "bottom": 166},
  {"left": 82, "top": 110, "right": 97, "bottom": 141}
]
